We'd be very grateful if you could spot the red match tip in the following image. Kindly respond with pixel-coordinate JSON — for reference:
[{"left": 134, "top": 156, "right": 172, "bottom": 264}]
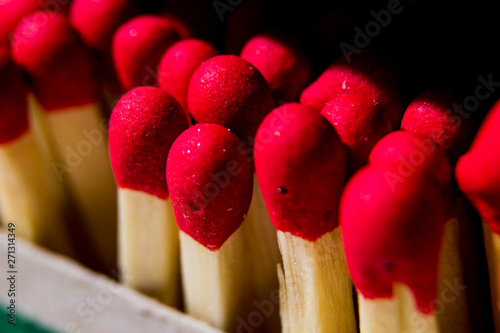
[
  {"left": 158, "top": 38, "right": 219, "bottom": 110},
  {"left": 0, "top": 0, "right": 68, "bottom": 41},
  {"left": 0, "top": 46, "right": 28, "bottom": 144},
  {"left": 187, "top": 55, "right": 275, "bottom": 142},
  {"left": 254, "top": 103, "right": 346, "bottom": 241},
  {"left": 112, "top": 15, "right": 181, "bottom": 91},
  {"left": 456, "top": 100, "right": 500, "bottom": 234},
  {"left": 300, "top": 50, "right": 403, "bottom": 129},
  {"left": 341, "top": 130, "right": 453, "bottom": 314},
  {"left": 11, "top": 11, "right": 99, "bottom": 111},
  {"left": 321, "top": 92, "right": 392, "bottom": 174},
  {"left": 401, "top": 88, "right": 475, "bottom": 165},
  {"left": 109, "top": 86, "right": 189, "bottom": 199},
  {"left": 369, "top": 131, "right": 452, "bottom": 190},
  {"left": 240, "top": 31, "right": 312, "bottom": 105},
  {"left": 69, "top": 0, "right": 137, "bottom": 53},
  {"left": 167, "top": 123, "right": 254, "bottom": 251}
]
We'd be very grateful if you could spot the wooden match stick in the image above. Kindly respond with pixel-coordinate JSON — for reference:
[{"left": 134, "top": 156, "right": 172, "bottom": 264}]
[
  {"left": 11, "top": 12, "right": 118, "bottom": 271},
  {"left": 0, "top": 45, "right": 73, "bottom": 257},
  {"left": 456, "top": 98, "right": 500, "bottom": 332},
  {"left": 341, "top": 131, "right": 471, "bottom": 333},
  {"left": 108, "top": 86, "right": 189, "bottom": 307},
  {"left": 186, "top": 53, "right": 280, "bottom": 331},
  {"left": 167, "top": 123, "right": 254, "bottom": 332},
  {"left": 254, "top": 103, "right": 356, "bottom": 333}
]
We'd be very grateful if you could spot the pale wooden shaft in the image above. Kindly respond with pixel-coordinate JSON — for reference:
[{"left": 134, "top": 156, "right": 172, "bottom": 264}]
[
  {"left": 483, "top": 222, "right": 500, "bottom": 333},
  {"left": 277, "top": 228, "right": 357, "bottom": 333},
  {"left": 30, "top": 96, "right": 117, "bottom": 270},
  {"left": 241, "top": 176, "right": 282, "bottom": 332},
  {"left": 0, "top": 131, "right": 73, "bottom": 256},
  {"left": 118, "top": 189, "right": 180, "bottom": 307},
  {"left": 180, "top": 228, "right": 250, "bottom": 332},
  {"left": 357, "top": 218, "right": 470, "bottom": 333},
  {"left": 358, "top": 284, "right": 438, "bottom": 333}
]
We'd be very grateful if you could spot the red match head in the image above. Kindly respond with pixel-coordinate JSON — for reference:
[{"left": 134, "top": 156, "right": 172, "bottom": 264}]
[
  {"left": 167, "top": 123, "right": 254, "bottom": 251},
  {"left": 112, "top": 15, "right": 181, "bottom": 91},
  {"left": 369, "top": 131, "right": 451, "bottom": 191},
  {"left": 109, "top": 86, "right": 189, "bottom": 199},
  {"left": 0, "top": 45, "right": 28, "bottom": 144},
  {"left": 254, "top": 103, "right": 346, "bottom": 241},
  {"left": 187, "top": 55, "right": 275, "bottom": 142},
  {"left": 401, "top": 88, "right": 475, "bottom": 165},
  {"left": 240, "top": 31, "right": 312, "bottom": 105},
  {"left": 456, "top": 100, "right": 500, "bottom": 233},
  {"left": 158, "top": 38, "right": 219, "bottom": 110},
  {"left": 321, "top": 92, "right": 392, "bottom": 174},
  {"left": 300, "top": 50, "right": 403, "bottom": 129},
  {"left": 0, "top": 0, "right": 68, "bottom": 42},
  {"left": 11, "top": 11, "right": 100, "bottom": 111},
  {"left": 69, "top": 0, "right": 138, "bottom": 53},
  {"left": 340, "top": 130, "right": 453, "bottom": 314}
]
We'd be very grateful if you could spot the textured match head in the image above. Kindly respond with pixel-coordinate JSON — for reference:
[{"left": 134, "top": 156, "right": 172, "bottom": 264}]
[
  {"left": 69, "top": 0, "right": 138, "bottom": 53},
  {"left": 321, "top": 92, "right": 392, "bottom": 173},
  {"left": 0, "top": 0, "right": 69, "bottom": 41},
  {"left": 369, "top": 130, "right": 451, "bottom": 191},
  {"left": 187, "top": 55, "right": 275, "bottom": 142},
  {"left": 254, "top": 103, "right": 346, "bottom": 241},
  {"left": 109, "top": 86, "right": 189, "bottom": 199},
  {"left": 167, "top": 123, "right": 254, "bottom": 251},
  {"left": 240, "top": 31, "right": 312, "bottom": 104},
  {"left": 158, "top": 38, "right": 219, "bottom": 110},
  {"left": 340, "top": 130, "right": 453, "bottom": 314},
  {"left": 11, "top": 11, "right": 99, "bottom": 110},
  {"left": 401, "top": 88, "right": 475, "bottom": 165},
  {"left": 112, "top": 15, "right": 181, "bottom": 91},
  {"left": 456, "top": 100, "right": 500, "bottom": 233},
  {"left": 300, "top": 50, "right": 403, "bottom": 129},
  {"left": 0, "top": 45, "right": 28, "bottom": 144}
]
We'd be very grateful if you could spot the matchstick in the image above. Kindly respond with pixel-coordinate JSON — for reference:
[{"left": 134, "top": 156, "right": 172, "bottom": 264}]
[
  {"left": 112, "top": 14, "right": 181, "bottom": 91},
  {"left": 341, "top": 130, "right": 471, "bottom": 333},
  {"left": 108, "top": 86, "right": 189, "bottom": 307},
  {"left": 0, "top": 45, "right": 73, "bottom": 257},
  {"left": 0, "top": 0, "right": 69, "bottom": 42},
  {"left": 300, "top": 49, "right": 403, "bottom": 129},
  {"left": 401, "top": 88, "right": 475, "bottom": 165},
  {"left": 321, "top": 92, "right": 392, "bottom": 173},
  {"left": 69, "top": 0, "right": 138, "bottom": 105},
  {"left": 456, "top": 98, "right": 500, "bottom": 332},
  {"left": 254, "top": 103, "right": 357, "bottom": 333},
  {"left": 186, "top": 53, "right": 281, "bottom": 331},
  {"left": 167, "top": 123, "right": 254, "bottom": 332},
  {"left": 240, "top": 30, "right": 312, "bottom": 105},
  {"left": 157, "top": 38, "right": 219, "bottom": 110},
  {"left": 186, "top": 54, "right": 275, "bottom": 142},
  {"left": 11, "top": 12, "right": 118, "bottom": 271}
]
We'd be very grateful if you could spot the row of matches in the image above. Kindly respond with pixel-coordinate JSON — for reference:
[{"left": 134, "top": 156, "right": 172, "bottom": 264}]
[{"left": 0, "top": 0, "right": 499, "bottom": 333}]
